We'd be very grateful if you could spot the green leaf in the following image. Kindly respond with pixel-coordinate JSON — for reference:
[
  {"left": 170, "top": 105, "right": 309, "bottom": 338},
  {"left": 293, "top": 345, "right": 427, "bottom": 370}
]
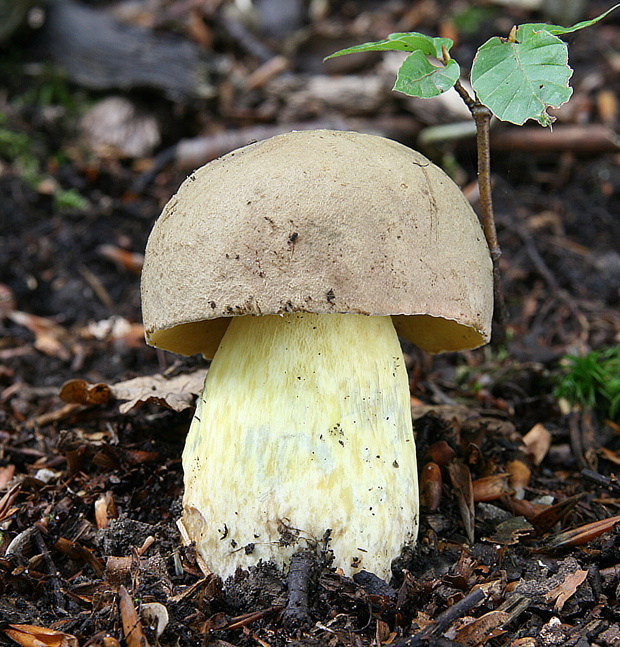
[
  {"left": 393, "top": 52, "right": 460, "bottom": 98},
  {"left": 325, "top": 32, "right": 452, "bottom": 61},
  {"left": 471, "top": 30, "right": 573, "bottom": 126},
  {"left": 517, "top": 3, "right": 620, "bottom": 40}
]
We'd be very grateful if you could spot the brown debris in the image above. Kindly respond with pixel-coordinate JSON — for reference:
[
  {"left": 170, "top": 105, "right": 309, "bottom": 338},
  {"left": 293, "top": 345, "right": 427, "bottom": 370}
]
[
  {"left": 448, "top": 461, "right": 475, "bottom": 544},
  {"left": 1, "top": 0, "right": 619, "bottom": 644},
  {"left": 3, "top": 624, "right": 79, "bottom": 647},
  {"left": 119, "top": 584, "right": 151, "bottom": 647},
  {"left": 546, "top": 514, "right": 620, "bottom": 550}
]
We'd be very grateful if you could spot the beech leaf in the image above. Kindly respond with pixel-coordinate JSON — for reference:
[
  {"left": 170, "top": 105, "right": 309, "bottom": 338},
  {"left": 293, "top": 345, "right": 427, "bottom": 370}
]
[
  {"left": 393, "top": 52, "right": 460, "bottom": 98},
  {"left": 325, "top": 32, "right": 452, "bottom": 60},
  {"left": 471, "top": 29, "right": 573, "bottom": 126}
]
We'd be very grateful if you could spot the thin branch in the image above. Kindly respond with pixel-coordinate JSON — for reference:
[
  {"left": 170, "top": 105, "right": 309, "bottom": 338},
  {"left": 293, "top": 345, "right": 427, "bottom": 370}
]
[
  {"left": 452, "top": 73, "right": 507, "bottom": 326},
  {"left": 394, "top": 587, "right": 486, "bottom": 646}
]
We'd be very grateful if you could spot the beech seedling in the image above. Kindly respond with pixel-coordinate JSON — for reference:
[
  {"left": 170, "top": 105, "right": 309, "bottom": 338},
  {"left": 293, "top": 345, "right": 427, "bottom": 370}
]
[{"left": 327, "top": 5, "right": 619, "bottom": 317}]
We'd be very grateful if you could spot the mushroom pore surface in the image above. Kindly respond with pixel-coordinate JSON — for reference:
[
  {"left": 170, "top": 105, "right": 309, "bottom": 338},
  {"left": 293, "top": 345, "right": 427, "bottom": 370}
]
[{"left": 182, "top": 312, "right": 418, "bottom": 580}]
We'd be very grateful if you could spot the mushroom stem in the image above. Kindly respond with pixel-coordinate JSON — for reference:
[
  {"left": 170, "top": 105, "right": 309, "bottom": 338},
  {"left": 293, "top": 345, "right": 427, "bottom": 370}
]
[{"left": 181, "top": 312, "right": 419, "bottom": 580}]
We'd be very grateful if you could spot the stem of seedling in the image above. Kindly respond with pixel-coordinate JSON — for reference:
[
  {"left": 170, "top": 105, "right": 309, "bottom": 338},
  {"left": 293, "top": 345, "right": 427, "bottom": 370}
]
[
  {"left": 444, "top": 46, "right": 506, "bottom": 325},
  {"left": 472, "top": 103, "right": 507, "bottom": 325}
]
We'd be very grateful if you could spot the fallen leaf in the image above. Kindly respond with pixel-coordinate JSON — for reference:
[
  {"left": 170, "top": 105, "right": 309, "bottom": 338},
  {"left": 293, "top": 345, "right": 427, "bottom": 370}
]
[
  {"left": 448, "top": 461, "right": 475, "bottom": 544},
  {"left": 472, "top": 473, "right": 513, "bottom": 502},
  {"left": 94, "top": 491, "right": 118, "bottom": 530},
  {"left": 56, "top": 369, "right": 207, "bottom": 414},
  {"left": 453, "top": 610, "right": 511, "bottom": 645},
  {"left": 55, "top": 537, "right": 105, "bottom": 578},
  {"left": 546, "top": 514, "right": 620, "bottom": 550},
  {"left": 529, "top": 494, "right": 583, "bottom": 534},
  {"left": 543, "top": 568, "right": 588, "bottom": 611},
  {"left": 427, "top": 440, "right": 456, "bottom": 466},
  {"left": 97, "top": 244, "right": 144, "bottom": 275},
  {"left": 140, "top": 603, "right": 169, "bottom": 640},
  {"left": 501, "top": 496, "right": 548, "bottom": 522},
  {"left": 4, "top": 624, "right": 78, "bottom": 647},
  {"left": 113, "top": 369, "right": 207, "bottom": 413},
  {"left": 7, "top": 311, "right": 71, "bottom": 361},
  {"left": 522, "top": 423, "right": 552, "bottom": 465},
  {"left": 419, "top": 462, "right": 442, "bottom": 511},
  {"left": 483, "top": 516, "right": 534, "bottom": 545},
  {"left": 119, "top": 585, "right": 150, "bottom": 647},
  {"left": 599, "top": 446, "right": 620, "bottom": 466},
  {"left": 81, "top": 316, "right": 145, "bottom": 348},
  {"left": 507, "top": 459, "right": 531, "bottom": 493},
  {"left": 0, "top": 482, "right": 21, "bottom": 524},
  {"left": 60, "top": 379, "right": 112, "bottom": 406}
]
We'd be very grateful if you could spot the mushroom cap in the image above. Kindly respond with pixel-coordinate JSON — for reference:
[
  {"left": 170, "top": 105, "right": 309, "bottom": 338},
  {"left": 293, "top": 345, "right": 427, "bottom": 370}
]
[{"left": 141, "top": 129, "right": 493, "bottom": 358}]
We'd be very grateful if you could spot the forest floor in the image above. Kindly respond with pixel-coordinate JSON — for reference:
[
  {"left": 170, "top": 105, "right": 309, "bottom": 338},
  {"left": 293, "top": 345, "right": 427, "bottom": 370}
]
[{"left": 0, "top": 1, "right": 619, "bottom": 646}]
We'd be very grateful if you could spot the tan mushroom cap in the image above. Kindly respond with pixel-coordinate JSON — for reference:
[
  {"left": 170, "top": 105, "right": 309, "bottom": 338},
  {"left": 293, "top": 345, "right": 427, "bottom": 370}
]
[{"left": 141, "top": 129, "right": 493, "bottom": 358}]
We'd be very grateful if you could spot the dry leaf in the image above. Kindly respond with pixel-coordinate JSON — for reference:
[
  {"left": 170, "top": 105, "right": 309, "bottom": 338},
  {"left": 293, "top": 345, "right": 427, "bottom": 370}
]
[
  {"left": 419, "top": 462, "right": 442, "bottom": 511},
  {"left": 54, "top": 537, "right": 105, "bottom": 578},
  {"left": 448, "top": 461, "right": 475, "bottom": 544},
  {"left": 81, "top": 316, "right": 145, "bottom": 347},
  {"left": 522, "top": 423, "right": 552, "bottom": 465},
  {"left": 7, "top": 311, "right": 71, "bottom": 361},
  {"left": 427, "top": 440, "right": 456, "bottom": 466},
  {"left": 529, "top": 494, "right": 582, "bottom": 535},
  {"left": 507, "top": 459, "right": 531, "bottom": 493},
  {"left": 543, "top": 569, "right": 588, "bottom": 611},
  {"left": 0, "top": 464, "right": 16, "bottom": 489},
  {"left": 453, "top": 610, "right": 510, "bottom": 645},
  {"left": 113, "top": 369, "right": 207, "bottom": 413},
  {"left": 483, "top": 516, "right": 535, "bottom": 545},
  {"left": 56, "top": 369, "right": 207, "bottom": 414},
  {"left": 97, "top": 244, "right": 144, "bottom": 275},
  {"left": 60, "top": 379, "right": 112, "bottom": 406},
  {"left": 0, "top": 482, "right": 21, "bottom": 524},
  {"left": 95, "top": 491, "right": 118, "bottom": 530},
  {"left": 502, "top": 496, "right": 547, "bottom": 521},
  {"left": 599, "top": 446, "right": 620, "bottom": 466},
  {"left": 4, "top": 624, "right": 78, "bottom": 647},
  {"left": 472, "top": 473, "right": 513, "bottom": 502},
  {"left": 119, "top": 585, "right": 150, "bottom": 647},
  {"left": 140, "top": 603, "right": 169, "bottom": 640},
  {"left": 546, "top": 514, "right": 620, "bottom": 550}
]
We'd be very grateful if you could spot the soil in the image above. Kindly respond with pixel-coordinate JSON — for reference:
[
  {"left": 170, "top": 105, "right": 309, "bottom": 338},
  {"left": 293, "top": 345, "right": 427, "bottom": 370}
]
[{"left": 0, "top": 1, "right": 619, "bottom": 646}]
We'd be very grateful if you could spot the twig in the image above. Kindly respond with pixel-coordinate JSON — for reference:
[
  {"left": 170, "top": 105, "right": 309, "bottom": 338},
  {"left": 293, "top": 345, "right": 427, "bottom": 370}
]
[
  {"left": 582, "top": 469, "right": 620, "bottom": 495},
  {"left": 394, "top": 587, "right": 486, "bottom": 646},
  {"left": 225, "top": 605, "right": 285, "bottom": 630},
  {"left": 33, "top": 528, "right": 66, "bottom": 614},
  {"left": 281, "top": 550, "right": 316, "bottom": 628},
  {"left": 218, "top": 11, "right": 275, "bottom": 63},
  {"left": 490, "top": 124, "right": 620, "bottom": 153}
]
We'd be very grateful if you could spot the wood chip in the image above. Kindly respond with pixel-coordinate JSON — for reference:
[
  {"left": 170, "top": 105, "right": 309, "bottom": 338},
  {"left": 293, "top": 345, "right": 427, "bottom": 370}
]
[{"left": 119, "top": 585, "right": 150, "bottom": 647}]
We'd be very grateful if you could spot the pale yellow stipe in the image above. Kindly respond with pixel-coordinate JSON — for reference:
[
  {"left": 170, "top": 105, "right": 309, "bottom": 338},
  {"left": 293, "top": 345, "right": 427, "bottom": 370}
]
[{"left": 182, "top": 313, "right": 419, "bottom": 580}]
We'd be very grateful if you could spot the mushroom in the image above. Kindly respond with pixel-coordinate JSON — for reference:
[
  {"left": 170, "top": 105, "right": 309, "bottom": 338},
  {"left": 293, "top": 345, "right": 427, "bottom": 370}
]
[{"left": 141, "top": 129, "right": 493, "bottom": 580}]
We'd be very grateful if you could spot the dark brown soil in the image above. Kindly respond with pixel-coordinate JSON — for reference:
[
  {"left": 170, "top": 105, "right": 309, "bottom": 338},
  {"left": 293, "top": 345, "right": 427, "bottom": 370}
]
[{"left": 1, "top": 1, "right": 619, "bottom": 646}]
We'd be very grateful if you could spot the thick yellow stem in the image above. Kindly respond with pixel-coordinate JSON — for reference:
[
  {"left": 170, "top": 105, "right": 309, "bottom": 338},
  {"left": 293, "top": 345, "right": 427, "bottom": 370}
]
[{"left": 182, "top": 313, "right": 418, "bottom": 579}]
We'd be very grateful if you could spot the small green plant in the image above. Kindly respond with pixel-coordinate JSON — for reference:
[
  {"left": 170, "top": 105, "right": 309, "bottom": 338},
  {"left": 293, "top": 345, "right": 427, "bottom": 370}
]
[
  {"left": 0, "top": 113, "right": 88, "bottom": 212},
  {"left": 327, "top": 6, "right": 618, "bottom": 126},
  {"left": 555, "top": 346, "right": 620, "bottom": 420},
  {"left": 326, "top": 5, "right": 619, "bottom": 322},
  {"left": 54, "top": 187, "right": 89, "bottom": 211}
]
